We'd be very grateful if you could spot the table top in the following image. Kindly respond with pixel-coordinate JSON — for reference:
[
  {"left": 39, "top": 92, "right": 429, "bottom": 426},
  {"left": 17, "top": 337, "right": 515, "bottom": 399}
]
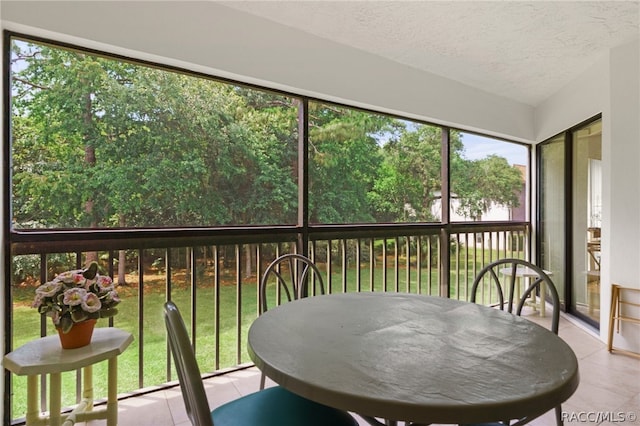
[
  {"left": 248, "top": 292, "right": 579, "bottom": 424},
  {"left": 500, "top": 265, "right": 553, "bottom": 277},
  {"left": 3, "top": 328, "right": 133, "bottom": 376}
]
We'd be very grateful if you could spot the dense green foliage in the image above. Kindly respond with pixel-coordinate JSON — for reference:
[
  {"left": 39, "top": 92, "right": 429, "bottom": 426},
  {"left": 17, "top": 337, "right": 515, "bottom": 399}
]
[{"left": 11, "top": 39, "right": 523, "bottom": 229}]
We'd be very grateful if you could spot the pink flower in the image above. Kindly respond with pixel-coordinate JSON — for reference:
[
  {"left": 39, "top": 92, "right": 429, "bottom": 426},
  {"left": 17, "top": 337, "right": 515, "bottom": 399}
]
[
  {"left": 63, "top": 288, "right": 87, "bottom": 306},
  {"left": 81, "top": 292, "right": 102, "bottom": 313},
  {"left": 72, "top": 272, "right": 87, "bottom": 286},
  {"left": 96, "top": 275, "right": 114, "bottom": 291},
  {"left": 36, "top": 281, "right": 62, "bottom": 297},
  {"left": 56, "top": 270, "right": 85, "bottom": 286},
  {"left": 56, "top": 271, "right": 73, "bottom": 282}
]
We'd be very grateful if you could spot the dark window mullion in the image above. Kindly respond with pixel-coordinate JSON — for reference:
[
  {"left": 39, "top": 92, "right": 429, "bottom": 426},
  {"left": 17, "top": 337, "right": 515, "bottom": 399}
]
[{"left": 298, "top": 98, "right": 309, "bottom": 255}]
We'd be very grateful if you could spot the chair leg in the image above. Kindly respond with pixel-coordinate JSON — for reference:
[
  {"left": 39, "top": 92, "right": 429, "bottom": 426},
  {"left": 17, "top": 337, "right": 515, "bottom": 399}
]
[
  {"left": 259, "top": 372, "right": 266, "bottom": 390},
  {"left": 555, "top": 405, "right": 563, "bottom": 426}
]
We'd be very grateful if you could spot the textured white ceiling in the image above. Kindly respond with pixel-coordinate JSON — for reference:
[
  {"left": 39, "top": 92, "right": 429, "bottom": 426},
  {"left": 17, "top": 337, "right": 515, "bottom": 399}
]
[{"left": 221, "top": 1, "right": 639, "bottom": 106}]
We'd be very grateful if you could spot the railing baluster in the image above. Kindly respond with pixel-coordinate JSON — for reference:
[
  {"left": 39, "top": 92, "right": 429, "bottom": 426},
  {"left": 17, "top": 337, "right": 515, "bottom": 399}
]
[
  {"left": 416, "top": 236, "right": 422, "bottom": 294},
  {"left": 394, "top": 237, "right": 400, "bottom": 292},
  {"left": 166, "top": 248, "right": 172, "bottom": 382},
  {"left": 369, "top": 238, "right": 376, "bottom": 291},
  {"left": 235, "top": 244, "right": 242, "bottom": 365},
  {"left": 405, "top": 237, "right": 411, "bottom": 293},
  {"left": 137, "top": 249, "right": 144, "bottom": 389},
  {"left": 341, "top": 239, "right": 347, "bottom": 293},
  {"left": 455, "top": 233, "right": 461, "bottom": 300},
  {"left": 356, "top": 238, "right": 362, "bottom": 293},
  {"left": 190, "top": 247, "right": 197, "bottom": 354},
  {"left": 214, "top": 245, "right": 221, "bottom": 371},
  {"left": 382, "top": 238, "right": 388, "bottom": 292},
  {"left": 256, "top": 245, "right": 262, "bottom": 312},
  {"left": 326, "top": 240, "right": 333, "bottom": 294},
  {"left": 427, "top": 235, "right": 440, "bottom": 295}
]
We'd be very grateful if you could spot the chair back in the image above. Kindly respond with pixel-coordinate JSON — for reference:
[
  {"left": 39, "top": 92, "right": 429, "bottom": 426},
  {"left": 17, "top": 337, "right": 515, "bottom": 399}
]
[
  {"left": 259, "top": 254, "right": 325, "bottom": 314},
  {"left": 470, "top": 258, "right": 560, "bottom": 333},
  {"left": 164, "top": 301, "right": 214, "bottom": 426}
]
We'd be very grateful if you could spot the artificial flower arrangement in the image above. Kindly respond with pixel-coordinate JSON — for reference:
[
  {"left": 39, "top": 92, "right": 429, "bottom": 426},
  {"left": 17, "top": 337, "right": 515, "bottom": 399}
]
[{"left": 32, "top": 261, "right": 120, "bottom": 333}]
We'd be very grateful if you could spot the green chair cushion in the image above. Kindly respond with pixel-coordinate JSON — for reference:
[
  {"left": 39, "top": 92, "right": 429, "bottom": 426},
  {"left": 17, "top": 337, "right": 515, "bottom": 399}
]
[{"left": 212, "top": 386, "right": 357, "bottom": 426}]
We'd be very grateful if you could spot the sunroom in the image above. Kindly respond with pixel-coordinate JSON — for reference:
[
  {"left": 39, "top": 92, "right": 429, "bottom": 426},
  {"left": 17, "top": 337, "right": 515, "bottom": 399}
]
[{"left": 1, "top": 2, "right": 639, "bottom": 425}]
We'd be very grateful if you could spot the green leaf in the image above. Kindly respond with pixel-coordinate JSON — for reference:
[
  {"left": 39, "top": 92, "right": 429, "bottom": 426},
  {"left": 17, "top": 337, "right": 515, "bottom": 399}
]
[
  {"left": 59, "top": 316, "right": 74, "bottom": 334},
  {"left": 99, "top": 308, "right": 118, "bottom": 318},
  {"left": 71, "top": 310, "right": 89, "bottom": 323}
]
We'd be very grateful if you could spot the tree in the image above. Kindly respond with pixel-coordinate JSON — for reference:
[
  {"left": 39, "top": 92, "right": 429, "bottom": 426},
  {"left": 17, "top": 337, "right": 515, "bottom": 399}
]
[
  {"left": 10, "top": 37, "right": 525, "bottom": 254},
  {"left": 12, "top": 43, "right": 113, "bottom": 230},
  {"left": 451, "top": 155, "right": 524, "bottom": 220},
  {"left": 370, "top": 126, "right": 524, "bottom": 222},
  {"left": 307, "top": 102, "right": 395, "bottom": 223},
  {"left": 370, "top": 124, "right": 444, "bottom": 222},
  {"left": 11, "top": 41, "right": 299, "bottom": 230}
]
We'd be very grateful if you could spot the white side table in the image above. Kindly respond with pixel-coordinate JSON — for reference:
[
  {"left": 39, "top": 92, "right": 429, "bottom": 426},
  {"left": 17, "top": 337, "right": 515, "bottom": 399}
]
[
  {"left": 500, "top": 266, "right": 553, "bottom": 317},
  {"left": 3, "top": 327, "right": 133, "bottom": 426}
]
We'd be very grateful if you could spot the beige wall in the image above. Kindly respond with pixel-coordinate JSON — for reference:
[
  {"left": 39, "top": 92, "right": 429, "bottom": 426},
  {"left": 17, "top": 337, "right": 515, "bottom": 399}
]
[{"left": 535, "top": 38, "right": 640, "bottom": 351}]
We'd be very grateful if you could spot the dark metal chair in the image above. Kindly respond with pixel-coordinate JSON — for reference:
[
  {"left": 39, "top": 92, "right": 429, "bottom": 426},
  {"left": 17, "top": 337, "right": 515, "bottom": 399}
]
[
  {"left": 258, "top": 253, "right": 325, "bottom": 389},
  {"left": 259, "top": 253, "right": 325, "bottom": 314},
  {"left": 465, "top": 258, "right": 563, "bottom": 426},
  {"left": 163, "top": 301, "right": 357, "bottom": 426},
  {"left": 470, "top": 258, "right": 560, "bottom": 333}
]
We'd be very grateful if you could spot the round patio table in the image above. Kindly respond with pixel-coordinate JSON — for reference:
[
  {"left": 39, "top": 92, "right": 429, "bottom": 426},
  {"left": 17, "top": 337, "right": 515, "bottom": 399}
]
[{"left": 248, "top": 292, "right": 579, "bottom": 425}]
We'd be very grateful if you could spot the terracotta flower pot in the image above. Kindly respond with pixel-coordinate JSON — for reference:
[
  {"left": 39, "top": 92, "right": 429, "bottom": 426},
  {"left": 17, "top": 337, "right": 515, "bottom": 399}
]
[{"left": 56, "top": 319, "right": 97, "bottom": 349}]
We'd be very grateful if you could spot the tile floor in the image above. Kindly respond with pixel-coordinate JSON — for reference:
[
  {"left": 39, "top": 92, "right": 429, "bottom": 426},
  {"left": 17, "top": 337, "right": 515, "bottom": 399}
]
[{"left": 82, "top": 312, "right": 639, "bottom": 426}]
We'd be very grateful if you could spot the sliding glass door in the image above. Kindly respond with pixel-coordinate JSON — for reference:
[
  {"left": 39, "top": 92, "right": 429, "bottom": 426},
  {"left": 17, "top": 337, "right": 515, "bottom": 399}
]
[
  {"left": 538, "top": 116, "right": 601, "bottom": 327},
  {"left": 539, "top": 135, "right": 566, "bottom": 306},
  {"left": 571, "top": 119, "right": 602, "bottom": 323}
]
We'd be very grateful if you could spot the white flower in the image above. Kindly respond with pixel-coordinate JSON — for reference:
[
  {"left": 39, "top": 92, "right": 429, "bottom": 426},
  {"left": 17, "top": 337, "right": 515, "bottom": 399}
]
[
  {"left": 36, "top": 281, "right": 62, "bottom": 297},
  {"left": 63, "top": 288, "right": 87, "bottom": 306},
  {"left": 33, "top": 262, "right": 121, "bottom": 330},
  {"left": 81, "top": 292, "right": 102, "bottom": 313}
]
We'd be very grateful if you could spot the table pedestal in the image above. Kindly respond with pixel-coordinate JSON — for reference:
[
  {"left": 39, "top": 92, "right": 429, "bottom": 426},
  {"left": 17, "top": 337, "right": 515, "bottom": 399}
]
[{"left": 521, "top": 278, "right": 546, "bottom": 317}]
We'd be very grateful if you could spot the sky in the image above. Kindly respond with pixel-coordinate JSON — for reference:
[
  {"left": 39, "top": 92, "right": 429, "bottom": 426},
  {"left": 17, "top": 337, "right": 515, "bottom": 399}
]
[
  {"left": 460, "top": 133, "right": 528, "bottom": 166},
  {"left": 386, "top": 120, "right": 528, "bottom": 167}
]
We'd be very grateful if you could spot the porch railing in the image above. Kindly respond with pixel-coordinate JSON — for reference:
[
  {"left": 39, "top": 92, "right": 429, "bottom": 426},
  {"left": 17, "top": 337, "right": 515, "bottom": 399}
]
[{"left": 6, "top": 222, "right": 528, "bottom": 424}]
